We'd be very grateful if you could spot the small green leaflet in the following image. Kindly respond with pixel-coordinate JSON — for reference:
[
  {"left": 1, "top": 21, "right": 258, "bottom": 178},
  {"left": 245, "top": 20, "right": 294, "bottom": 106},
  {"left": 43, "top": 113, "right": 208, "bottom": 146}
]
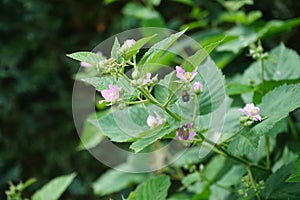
[
  {"left": 32, "top": 173, "right": 76, "bottom": 200},
  {"left": 139, "top": 29, "right": 187, "bottom": 65},
  {"left": 286, "top": 155, "right": 300, "bottom": 182},
  {"left": 66, "top": 51, "right": 105, "bottom": 65},
  {"left": 126, "top": 175, "right": 171, "bottom": 200}
]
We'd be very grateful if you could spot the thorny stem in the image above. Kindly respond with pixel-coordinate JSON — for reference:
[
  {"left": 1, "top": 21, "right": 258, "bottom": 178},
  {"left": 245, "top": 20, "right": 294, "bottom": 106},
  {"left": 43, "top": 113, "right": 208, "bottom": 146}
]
[
  {"left": 194, "top": 136, "right": 269, "bottom": 173},
  {"left": 220, "top": 127, "right": 245, "bottom": 145}
]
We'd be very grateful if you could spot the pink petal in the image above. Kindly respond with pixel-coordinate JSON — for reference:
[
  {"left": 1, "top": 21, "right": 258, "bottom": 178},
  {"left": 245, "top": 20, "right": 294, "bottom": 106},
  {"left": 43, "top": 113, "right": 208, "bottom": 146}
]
[
  {"left": 176, "top": 66, "right": 185, "bottom": 75},
  {"left": 190, "top": 69, "right": 198, "bottom": 81},
  {"left": 188, "top": 131, "right": 196, "bottom": 140},
  {"left": 101, "top": 90, "right": 110, "bottom": 101},
  {"left": 80, "top": 61, "right": 92, "bottom": 67},
  {"left": 187, "top": 123, "right": 193, "bottom": 129},
  {"left": 253, "top": 115, "right": 262, "bottom": 121}
]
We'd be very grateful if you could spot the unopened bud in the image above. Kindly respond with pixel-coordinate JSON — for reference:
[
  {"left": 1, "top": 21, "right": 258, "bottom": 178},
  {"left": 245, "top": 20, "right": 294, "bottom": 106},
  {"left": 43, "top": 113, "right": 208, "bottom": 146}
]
[{"left": 131, "top": 70, "right": 139, "bottom": 80}]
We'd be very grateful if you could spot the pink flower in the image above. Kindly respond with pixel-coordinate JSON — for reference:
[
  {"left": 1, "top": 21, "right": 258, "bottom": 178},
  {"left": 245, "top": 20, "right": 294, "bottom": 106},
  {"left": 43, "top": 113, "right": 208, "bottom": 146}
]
[
  {"left": 147, "top": 112, "right": 165, "bottom": 128},
  {"left": 239, "top": 103, "right": 262, "bottom": 121},
  {"left": 101, "top": 84, "right": 120, "bottom": 103},
  {"left": 119, "top": 39, "right": 136, "bottom": 54},
  {"left": 80, "top": 51, "right": 103, "bottom": 68},
  {"left": 176, "top": 66, "right": 197, "bottom": 82},
  {"left": 193, "top": 81, "right": 203, "bottom": 94},
  {"left": 176, "top": 123, "right": 196, "bottom": 141}
]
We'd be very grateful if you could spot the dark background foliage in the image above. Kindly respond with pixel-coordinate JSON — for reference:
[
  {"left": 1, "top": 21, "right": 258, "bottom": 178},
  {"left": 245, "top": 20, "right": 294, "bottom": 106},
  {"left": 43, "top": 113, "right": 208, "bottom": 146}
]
[{"left": 0, "top": 0, "right": 299, "bottom": 199}]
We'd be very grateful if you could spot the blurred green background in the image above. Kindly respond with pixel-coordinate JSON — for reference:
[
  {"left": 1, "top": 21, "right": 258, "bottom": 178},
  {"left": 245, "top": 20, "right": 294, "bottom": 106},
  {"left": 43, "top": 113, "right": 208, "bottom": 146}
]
[{"left": 0, "top": 0, "right": 299, "bottom": 199}]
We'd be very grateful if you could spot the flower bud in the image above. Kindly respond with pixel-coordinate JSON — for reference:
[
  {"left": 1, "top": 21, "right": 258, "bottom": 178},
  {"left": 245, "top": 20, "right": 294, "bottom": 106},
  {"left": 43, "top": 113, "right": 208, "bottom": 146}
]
[
  {"left": 193, "top": 81, "right": 203, "bottom": 94},
  {"left": 131, "top": 70, "right": 139, "bottom": 80}
]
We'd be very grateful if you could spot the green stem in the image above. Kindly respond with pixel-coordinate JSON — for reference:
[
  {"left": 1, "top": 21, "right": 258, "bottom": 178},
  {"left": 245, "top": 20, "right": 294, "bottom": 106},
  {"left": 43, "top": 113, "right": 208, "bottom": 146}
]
[
  {"left": 260, "top": 58, "right": 271, "bottom": 170},
  {"left": 220, "top": 127, "right": 245, "bottom": 145},
  {"left": 194, "top": 136, "right": 269, "bottom": 172},
  {"left": 265, "top": 135, "right": 271, "bottom": 170},
  {"left": 288, "top": 115, "right": 299, "bottom": 140},
  {"left": 260, "top": 59, "right": 265, "bottom": 95},
  {"left": 246, "top": 166, "right": 261, "bottom": 200},
  {"left": 120, "top": 73, "right": 182, "bottom": 121},
  {"left": 200, "top": 173, "right": 237, "bottom": 193},
  {"left": 124, "top": 99, "right": 148, "bottom": 105},
  {"left": 192, "top": 94, "right": 199, "bottom": 122},
  {"left": 163, "top": 84, "right": 185, "bottom": 108}
]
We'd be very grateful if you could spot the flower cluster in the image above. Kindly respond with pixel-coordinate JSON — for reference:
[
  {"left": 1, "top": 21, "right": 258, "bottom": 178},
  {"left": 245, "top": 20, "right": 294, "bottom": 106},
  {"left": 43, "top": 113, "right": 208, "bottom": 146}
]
[
  {"left": 239, "top": 103, "right": 262, "bottom": 126},
  {"left": 176, "top": 66, "right": 197, "bottom": 83},
  {"left": 132, "top": 71, "right": 158, "bottom": 87}
]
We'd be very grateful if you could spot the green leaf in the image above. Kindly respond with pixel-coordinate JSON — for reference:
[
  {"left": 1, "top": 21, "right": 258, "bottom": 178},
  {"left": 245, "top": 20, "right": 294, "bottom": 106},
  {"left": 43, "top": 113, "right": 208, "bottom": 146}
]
[
  {"left": 93, "top": 170, "right": 146, "bottom": 196},
  {"left": 196, "top": 65, "right": 226, "bottom": 115},
  {"left": 242, "top": 43, "right": 300, "bottom": 86},
  {"left": 32, "top": 173, "right": 76, "bottom": 200},
  {"left": 77, "top": 112, "right": 107, "bottom": 150},
  {"left": 111, "top": 37, "right": 120, "bottom": 60},
  {"left": 125, "top": 34, "right": 157, "bottom": 59},
  {"left": 92, "top": 104, "right": 165, "bottom": 143},
  {"left": 216, "top": 25, "right": 258, "bottom": 54},
  {"left": 287, "top": 155, "right": 300, "bottom": 182},
  {"left": 181, "top": 35, "right": 226, "bottom": 70},
  {"left": 209, "top": 165, "right": 246, "bottom": 200},
  {"left": 226, "top": 83, "right": 254, "bottom": 96},
  {"left": 139, "top": 29, "right": 187, "bottom": 64},
  {"left": 128, "top": 175, "right": 171, "bottom": 200},
  {"left": 258, "top": 18, "right": 300, "bottom": 39},
  {"left": 181, "top": 172, "right": 201, "bottom": 188},
  {"left": 79, "top": 76, "right": 136, "bottom": 99},
  {"left": 129, "top": 124, "right": 177, "bottom": 153},
  {"left": 273, "top": 147, "right": 297, "bottom": 172},
  {"left": 173, "top": 147, "right": 201, "bottom": 167},
  {"left": 123, "top": 2, "right": 161, "bottom": 19},
  {"left": 66, "top": 51, "right": 105, "bottom": 65},
  {"left": 261, "top": 163, "right": 300, "bottom": 199},
  {"left": 229, "top": 84, "right": 300, "bottom": 155}
]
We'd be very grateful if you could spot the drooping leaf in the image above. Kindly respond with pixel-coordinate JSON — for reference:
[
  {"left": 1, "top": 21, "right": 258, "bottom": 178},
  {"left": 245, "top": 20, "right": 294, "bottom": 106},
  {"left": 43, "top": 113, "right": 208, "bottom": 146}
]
[
  {"left": 93, "top": 170, "right": 147, "bottom": 196},
  {"left": 258, "top": 18, "right": 300, "bottom": 39},
  {"left": 127, "top": 175, "right": 171, "bottom": 200},
  {"left": 66, "top": 52, "right": 105, "bottom": 65},
  {"left": 286, "top": 155, "right": 300, "bottom": 182},
  {"left": 139, "top": 29, "right": 187, "bottom": 64},
  {"left": 181, "top": 35, "right": 226, "bottom": 70},
  {"left": 261, "top": 163, "right": 300, "bottom": 199},
  {"left": 32, "top": 173, "right": 76, "bottom": 200}
]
